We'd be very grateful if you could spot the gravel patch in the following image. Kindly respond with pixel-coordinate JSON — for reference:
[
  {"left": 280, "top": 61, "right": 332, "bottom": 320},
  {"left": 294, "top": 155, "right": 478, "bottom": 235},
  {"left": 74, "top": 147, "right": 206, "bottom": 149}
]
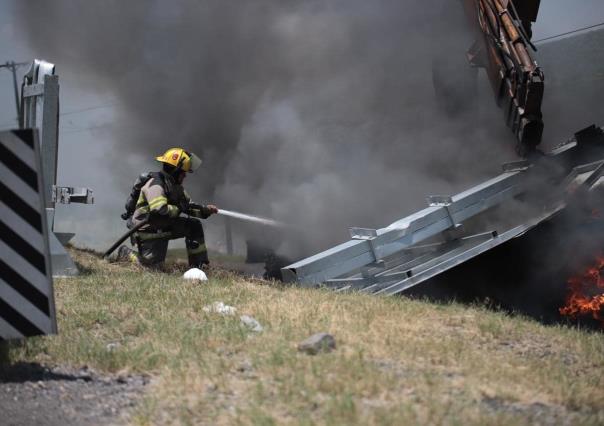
[{"left": 0, "top": 362, "right": 149, "bottom": 426}]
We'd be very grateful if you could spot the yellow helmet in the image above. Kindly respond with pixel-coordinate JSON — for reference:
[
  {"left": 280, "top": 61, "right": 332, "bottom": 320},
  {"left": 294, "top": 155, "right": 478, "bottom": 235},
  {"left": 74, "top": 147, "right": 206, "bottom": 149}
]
[{"left": 156, "top": 148, "right": 202, "bottom": 173}]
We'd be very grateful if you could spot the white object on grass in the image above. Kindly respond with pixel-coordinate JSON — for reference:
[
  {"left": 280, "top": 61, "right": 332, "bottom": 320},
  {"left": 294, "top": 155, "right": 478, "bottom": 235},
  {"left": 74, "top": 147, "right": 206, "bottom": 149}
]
[
  {"left": 240, "top": 315, "right": 263, "bottom": 332},
  {"left": 183, "top": 268, "right": 208, "bottom": 281},
  {"left": 203, "top": 301, "right": 237, "bottom": 316}
]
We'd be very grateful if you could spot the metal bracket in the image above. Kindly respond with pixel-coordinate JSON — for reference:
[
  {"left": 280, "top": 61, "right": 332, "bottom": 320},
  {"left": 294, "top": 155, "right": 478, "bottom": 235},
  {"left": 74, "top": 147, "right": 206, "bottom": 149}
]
[
  {"left": 426, "top": 195, "right": 460, "bottom": 229},
  {"left": 426, "top": 195, "right": 453, "bottom": 206},
  {"left": 22, "top": 83, "right": 45, "bottom": 98},
  {"left": 349, "top": 227, "right": 377, "bottom": 240},
  {"left": 51, "top": 185, "right": 94, "bottom": 204},
  {"left": 350, "top": 227, "right": 381, "bottom": 262}
]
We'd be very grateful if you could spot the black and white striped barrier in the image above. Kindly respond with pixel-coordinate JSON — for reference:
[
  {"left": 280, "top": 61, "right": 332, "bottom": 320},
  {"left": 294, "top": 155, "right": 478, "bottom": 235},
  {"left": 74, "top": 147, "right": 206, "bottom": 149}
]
[{"left": 0, "top": 129, "right": 56, "bottom": 339}]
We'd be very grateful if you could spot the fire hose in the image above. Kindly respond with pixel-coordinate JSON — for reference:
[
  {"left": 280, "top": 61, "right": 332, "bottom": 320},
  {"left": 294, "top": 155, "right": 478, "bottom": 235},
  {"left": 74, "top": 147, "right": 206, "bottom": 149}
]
[
  {"left": 102, "top": 219, "right": 149, "bottom": 259},
  {"left": 103, "top": 208, "right": 284, "bottom": 260}
]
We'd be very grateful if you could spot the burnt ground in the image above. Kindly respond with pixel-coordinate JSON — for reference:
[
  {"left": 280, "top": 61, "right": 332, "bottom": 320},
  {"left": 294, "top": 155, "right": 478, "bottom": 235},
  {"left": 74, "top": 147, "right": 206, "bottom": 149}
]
[{"left": 0, "top": 362, "right": 149, "bottom": 426}]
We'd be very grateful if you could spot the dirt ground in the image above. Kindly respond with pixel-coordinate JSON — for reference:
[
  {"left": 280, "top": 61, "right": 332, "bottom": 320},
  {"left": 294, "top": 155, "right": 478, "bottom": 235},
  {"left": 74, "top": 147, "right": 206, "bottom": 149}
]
[{"left": 0, "top": 362, "right": 148, "bottom": 426}]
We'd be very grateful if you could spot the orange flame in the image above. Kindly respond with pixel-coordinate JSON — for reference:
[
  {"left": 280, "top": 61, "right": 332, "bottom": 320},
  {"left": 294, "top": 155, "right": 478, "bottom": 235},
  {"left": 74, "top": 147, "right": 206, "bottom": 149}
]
[{"left": 559, "top": 256, "right": 604, "bottom": 326}]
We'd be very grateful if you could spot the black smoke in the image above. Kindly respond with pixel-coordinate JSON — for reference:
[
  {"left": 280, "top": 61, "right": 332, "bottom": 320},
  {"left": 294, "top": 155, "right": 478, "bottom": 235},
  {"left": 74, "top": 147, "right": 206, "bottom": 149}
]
[{"left": 14, "top": 0, "right": 517, "bottom": 256}]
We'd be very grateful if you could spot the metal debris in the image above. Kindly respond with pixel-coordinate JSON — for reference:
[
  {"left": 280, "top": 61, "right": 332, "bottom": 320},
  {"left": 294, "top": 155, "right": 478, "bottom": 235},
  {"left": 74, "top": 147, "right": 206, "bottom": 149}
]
[{"left": 283, "top": 125, "right": 604, "bottom": 297}]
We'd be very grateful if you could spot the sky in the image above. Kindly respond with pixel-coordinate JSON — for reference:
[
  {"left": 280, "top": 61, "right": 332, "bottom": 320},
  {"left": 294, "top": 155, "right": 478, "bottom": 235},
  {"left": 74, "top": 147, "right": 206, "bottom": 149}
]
[{"left": 0, "top": 1, "right": 603, "bottom": 253}]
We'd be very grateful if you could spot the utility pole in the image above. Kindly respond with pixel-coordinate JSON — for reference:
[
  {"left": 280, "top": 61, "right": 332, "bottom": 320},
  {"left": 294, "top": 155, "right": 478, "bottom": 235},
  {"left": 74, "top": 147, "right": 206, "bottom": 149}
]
[{"left": 0, "top": 61, "right": 29, "bottom": 128}]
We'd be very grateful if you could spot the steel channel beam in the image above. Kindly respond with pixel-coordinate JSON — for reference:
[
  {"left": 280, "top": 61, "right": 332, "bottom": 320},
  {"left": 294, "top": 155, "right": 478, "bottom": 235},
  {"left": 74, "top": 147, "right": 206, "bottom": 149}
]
[
  {"left": 372, "top": 207, "right": 564, "bottom": 296},
  {"left": 358, "top": 233, "right": 498, "bottom": 292},
  {"left": 364, "top": 237, "right": 491, "bottom": 294},
  {"left": 362, "top": 244, "right": 439, "bottom": 276},
  {"left": 326, "top": 267, "right": 417, "bottom": 290},
  {"left": 378, "top": 170, "right": 524, "bottom": 243},
  {"left": 323, "top": 244, "right": 442, "bottom": 289},
  {"left": 41, "top": 75, "right": 59, "bottom": 210},
  {"left": 283, "top": 169, "right": 526, "bottom": 284},
  {"left": 372, "top": 251, "right": 441, "bottom": 280},
  {"left": 372, "top": 234, "right": 505, "bottom": 296}
]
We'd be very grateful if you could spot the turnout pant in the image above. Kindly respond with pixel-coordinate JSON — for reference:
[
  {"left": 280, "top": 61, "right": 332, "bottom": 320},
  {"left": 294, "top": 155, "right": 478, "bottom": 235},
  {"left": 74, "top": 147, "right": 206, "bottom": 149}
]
[{"left": 135, "top": 217, "right": 208, "bottom": 267}]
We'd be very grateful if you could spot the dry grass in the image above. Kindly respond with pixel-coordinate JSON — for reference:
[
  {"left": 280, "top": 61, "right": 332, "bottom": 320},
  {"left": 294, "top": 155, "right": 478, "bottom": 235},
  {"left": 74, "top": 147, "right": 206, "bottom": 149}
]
[{"left": 5, "top": 248, "right": 604, "bottom": 425}]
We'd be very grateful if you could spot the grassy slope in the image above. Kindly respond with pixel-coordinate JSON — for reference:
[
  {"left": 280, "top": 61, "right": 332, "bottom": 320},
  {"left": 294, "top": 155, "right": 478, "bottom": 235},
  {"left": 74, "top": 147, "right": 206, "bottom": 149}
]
[{"left": 6, "top": 249, "right": 604, "bottom": 425}]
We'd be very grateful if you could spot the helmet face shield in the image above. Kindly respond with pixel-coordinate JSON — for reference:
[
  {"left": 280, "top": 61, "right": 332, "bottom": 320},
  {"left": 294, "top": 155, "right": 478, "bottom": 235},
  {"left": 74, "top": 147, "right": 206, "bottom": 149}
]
[
  {"left": 187, "top": 152, "right": 202, "bottom": 172},
  {"left": 156, "top": 148, "right": 202, "bottom": 173}
]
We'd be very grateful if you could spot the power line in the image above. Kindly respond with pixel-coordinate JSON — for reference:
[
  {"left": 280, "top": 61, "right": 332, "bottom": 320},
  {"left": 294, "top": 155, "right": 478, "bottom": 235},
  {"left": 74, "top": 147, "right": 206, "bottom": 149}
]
[
  {"left": 1, "top": 101, "right": 120, "bottom": 128},
  {"left": 534, "top": 22, "right": 604, "bottom": 44},
  {"left": 61, "top": 124, "right": 114, "bottom": 135},
  {"left": 0, "top": 62, "right": 119, "bottom": 129},
  {"left": 0, "top": 61, "right": 29, "bottom": 69},
  {"left": 60, "top": 101, "right": 120, "bottom": 116}
]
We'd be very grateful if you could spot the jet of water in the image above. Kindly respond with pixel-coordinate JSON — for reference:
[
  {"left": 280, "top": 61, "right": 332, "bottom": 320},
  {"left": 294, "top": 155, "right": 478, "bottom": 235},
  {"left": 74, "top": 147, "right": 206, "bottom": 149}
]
[{"left": 217, "top": 208, "right": 286, "bottom": 228}]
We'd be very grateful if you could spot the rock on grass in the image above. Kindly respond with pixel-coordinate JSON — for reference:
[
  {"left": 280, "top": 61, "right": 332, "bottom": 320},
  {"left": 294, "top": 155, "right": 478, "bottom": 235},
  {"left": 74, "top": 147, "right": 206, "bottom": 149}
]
[
  {"left": 240, "top": 315, "right": 263, "bottom": 332},
  {"left": 297, "top": 333, "right": 336, "bottom": 355}
]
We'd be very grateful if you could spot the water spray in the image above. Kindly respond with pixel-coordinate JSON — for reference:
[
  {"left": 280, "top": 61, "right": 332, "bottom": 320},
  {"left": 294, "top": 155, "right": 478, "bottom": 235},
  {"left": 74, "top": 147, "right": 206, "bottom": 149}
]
[{"left": 216, "top": 209, "right": 286, "bottom": 228}]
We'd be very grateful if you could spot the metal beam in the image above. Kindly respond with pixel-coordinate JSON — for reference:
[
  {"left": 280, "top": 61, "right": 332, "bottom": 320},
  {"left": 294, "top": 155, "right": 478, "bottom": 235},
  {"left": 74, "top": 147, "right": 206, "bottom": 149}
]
[
  {"left": 283, "top": 168, "right": 527, "bottom": 284},
  {"left": 41, "top": 75, "right": 60, "bottom": 209},
  {"left": 284, "top": 125, "right": 604, "bottom": 297}
]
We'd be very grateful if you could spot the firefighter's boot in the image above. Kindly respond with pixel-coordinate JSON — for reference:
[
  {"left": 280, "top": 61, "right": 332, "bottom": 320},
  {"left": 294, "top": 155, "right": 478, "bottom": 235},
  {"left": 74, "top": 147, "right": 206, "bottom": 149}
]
[
  {"left": 117, "top": 245, "right": 139, "bottom": 264},
  {"left": 186, "top": 238, "right": 209, "bottom": 268}
]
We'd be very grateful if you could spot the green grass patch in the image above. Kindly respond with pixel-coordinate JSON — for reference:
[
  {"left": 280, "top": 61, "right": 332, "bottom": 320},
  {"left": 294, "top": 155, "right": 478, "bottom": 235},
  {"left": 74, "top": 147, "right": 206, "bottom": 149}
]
[{"left": 5, "top": 248, "right": 604, "bottom": 425}]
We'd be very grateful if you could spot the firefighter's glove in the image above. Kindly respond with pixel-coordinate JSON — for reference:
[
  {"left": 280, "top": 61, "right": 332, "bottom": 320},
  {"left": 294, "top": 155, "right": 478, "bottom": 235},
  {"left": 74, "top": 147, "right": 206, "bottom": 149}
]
[
  {"left": 187, "top": 203, "right": 218, "bottom": 219},
  {"left": 167, "top": 204, "right": 181, "bottom": 218},
  {"left": 206, "top": 204, "right": 219, "bottom": 215}
]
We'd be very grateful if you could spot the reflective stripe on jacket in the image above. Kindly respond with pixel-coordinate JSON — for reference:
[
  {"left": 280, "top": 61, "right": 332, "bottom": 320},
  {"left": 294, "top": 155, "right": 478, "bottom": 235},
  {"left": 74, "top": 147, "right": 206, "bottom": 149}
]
[
  {"left": 132, "top": 172, "right": 182, "bottom": 228},
  {"left": 130, "top": 171, "right": 212, "bottom": 229}
]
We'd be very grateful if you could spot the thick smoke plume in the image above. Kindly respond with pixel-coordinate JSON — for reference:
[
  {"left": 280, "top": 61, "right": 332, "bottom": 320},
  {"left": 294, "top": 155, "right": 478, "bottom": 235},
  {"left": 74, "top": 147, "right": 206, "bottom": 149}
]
[{"left": 15, "top": 0, "right": 517, "bottom": 256}]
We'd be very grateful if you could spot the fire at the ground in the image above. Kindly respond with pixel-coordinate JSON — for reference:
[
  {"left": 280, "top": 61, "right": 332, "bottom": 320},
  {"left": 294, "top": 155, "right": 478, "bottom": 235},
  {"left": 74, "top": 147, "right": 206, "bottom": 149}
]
[{"left": 559, "top": 256, "right": 604, "bottom": 326}]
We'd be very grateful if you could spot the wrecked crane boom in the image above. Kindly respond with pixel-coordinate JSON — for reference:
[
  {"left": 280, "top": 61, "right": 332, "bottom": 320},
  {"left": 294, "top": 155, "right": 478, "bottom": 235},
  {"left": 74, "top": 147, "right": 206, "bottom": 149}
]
[{"left": 461, "top": 0, "right": 544, "bottom": 154}]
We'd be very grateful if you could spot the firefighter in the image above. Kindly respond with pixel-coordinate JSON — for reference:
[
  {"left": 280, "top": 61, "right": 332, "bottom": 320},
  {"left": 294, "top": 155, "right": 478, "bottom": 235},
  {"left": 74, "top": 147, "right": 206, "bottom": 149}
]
[{"left": 117, "top": 148, "right": 218, "bottom": 268}]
